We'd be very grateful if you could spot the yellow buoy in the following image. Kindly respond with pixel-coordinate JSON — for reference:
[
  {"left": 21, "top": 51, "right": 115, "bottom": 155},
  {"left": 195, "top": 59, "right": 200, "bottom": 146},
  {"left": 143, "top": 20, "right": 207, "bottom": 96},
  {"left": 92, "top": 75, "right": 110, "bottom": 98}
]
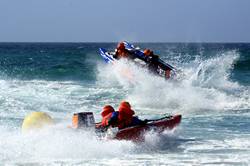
[{"left": 22, "top": 112, "right": 54, "bottom": 132}]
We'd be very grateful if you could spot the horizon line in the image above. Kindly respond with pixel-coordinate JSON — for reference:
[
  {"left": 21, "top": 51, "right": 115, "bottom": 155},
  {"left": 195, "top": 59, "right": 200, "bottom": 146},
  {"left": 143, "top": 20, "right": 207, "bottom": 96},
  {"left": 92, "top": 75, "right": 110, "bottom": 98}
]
[{"left": 0, "top": 41, "right": 250, "bottom": 44}]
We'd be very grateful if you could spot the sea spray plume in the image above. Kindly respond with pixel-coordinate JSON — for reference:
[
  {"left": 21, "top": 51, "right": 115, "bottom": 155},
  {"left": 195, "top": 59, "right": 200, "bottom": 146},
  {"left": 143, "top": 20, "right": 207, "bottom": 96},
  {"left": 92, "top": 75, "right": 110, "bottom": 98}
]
[
  {"left": 97, "top": 49, "right": 249, "bottom": 114},
  {"left": 190, "top": 50, "right": 240, "bottom": 90},
  {"left": 96, "top": 60, "right": 133, "bottom": 87},
  {"left": 133, "top": 50, "right": 250, "bottom": 113}
]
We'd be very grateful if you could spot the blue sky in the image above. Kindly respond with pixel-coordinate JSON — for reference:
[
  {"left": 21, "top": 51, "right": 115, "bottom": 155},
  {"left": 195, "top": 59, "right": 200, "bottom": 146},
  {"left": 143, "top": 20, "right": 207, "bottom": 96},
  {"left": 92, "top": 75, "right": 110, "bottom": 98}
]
[{"left": 0, "top": 0, "right": 249, "bottom": 42}]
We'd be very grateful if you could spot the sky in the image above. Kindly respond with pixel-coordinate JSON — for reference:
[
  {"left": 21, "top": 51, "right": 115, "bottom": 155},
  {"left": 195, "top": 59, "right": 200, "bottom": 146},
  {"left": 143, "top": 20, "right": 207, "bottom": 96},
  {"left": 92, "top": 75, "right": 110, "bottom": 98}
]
[{"left": 0, "top": 0, "right": 250, "bottom": 42}]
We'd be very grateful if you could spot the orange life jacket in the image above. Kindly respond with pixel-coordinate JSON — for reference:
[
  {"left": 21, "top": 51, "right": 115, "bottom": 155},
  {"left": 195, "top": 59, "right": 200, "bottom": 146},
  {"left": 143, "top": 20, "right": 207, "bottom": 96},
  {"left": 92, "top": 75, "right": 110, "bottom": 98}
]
[
  {"left": 101, "top": 112, "right": 113, "bottom": 127},
  {"left": 101, "top": 105, "right": 115, "bottom": 117},
  {"left": 117, "top": 106, "right": 134, "bottom": 129},
  {"left": 116, "top": 49, "right": 131, "bottom": 59}
]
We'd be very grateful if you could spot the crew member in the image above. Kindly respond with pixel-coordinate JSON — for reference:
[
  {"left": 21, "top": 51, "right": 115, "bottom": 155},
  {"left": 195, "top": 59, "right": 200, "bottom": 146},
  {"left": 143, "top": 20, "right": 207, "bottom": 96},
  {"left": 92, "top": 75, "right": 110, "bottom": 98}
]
[
  {"left": 96, "top": 105, "right": 115, "bottom": 129},
  {"left": 114, "top": 42, "right": 134, "bottom": 60},
  {"left": 97, "top": 101, "right": 146, "bottom": 130},
  {"left": 144, "top": 49, "right": 171, "bottom": 78},
  {"left": 143, "top": 49, "right": 159, "bottom": 74}
]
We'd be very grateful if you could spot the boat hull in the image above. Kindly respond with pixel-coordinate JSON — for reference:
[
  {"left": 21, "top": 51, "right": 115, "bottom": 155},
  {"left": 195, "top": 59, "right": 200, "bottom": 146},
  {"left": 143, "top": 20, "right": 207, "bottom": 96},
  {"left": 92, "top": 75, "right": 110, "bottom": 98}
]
[{"left": 114, "top": 115, "right": 181, "bottom": 141}]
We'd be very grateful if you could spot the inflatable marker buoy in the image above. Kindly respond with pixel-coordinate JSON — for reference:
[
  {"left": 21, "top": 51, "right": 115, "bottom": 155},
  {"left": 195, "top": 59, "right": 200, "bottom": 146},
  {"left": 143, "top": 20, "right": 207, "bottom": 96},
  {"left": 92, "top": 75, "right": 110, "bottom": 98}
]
[{"left": 22, "top": 112, "right": 54, "bottom": 132}]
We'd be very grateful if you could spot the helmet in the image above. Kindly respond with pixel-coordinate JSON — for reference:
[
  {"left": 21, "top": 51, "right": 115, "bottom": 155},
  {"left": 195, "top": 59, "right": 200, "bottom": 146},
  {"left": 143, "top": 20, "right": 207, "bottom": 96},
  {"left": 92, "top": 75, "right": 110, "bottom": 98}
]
[
  {"left": 101, "top": 105, "right": 115, "bottom": 117},
  {"left": 118, "top": 101, "right": 134, "bottom": 116},
  {"left": 117, "top": 42, "right": 125, "bottom": 50},
  {"left": 143, "top": 49, "right": 152, "bottom": 56},
  {"left": 119, "top": 101, "right": 131, "bottom": 109}
]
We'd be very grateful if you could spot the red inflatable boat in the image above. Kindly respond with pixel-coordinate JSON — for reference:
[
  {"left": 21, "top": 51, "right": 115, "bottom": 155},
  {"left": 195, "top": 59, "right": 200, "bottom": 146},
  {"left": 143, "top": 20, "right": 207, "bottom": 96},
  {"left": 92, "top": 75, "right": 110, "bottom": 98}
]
[
  {"left": 114, "top": 115, "right": 181, "bottom": 141},
  {"left": 71, "top": 112, "right": 181, "bottom": 142}
]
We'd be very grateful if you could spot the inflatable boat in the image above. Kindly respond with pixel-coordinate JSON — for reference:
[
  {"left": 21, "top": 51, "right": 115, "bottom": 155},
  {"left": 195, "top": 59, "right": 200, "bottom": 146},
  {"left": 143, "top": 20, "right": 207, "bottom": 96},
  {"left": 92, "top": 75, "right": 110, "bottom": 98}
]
[
  {"left": 72, "top": 112, "right": 181, "bottom": 142},
  {"left": 99, "top": 41, "right": 178, "bottom": 79}
]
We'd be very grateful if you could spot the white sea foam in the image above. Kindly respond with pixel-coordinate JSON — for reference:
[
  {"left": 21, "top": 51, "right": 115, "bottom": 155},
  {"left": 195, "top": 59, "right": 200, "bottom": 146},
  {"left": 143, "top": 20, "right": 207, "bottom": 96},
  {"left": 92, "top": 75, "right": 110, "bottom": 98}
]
[
  {"left": 97, "top": 50, "right": 250, "bottom": 116},
  {"left": 0, "top": 123, "right": 136, "bottom": 164},
  {"left": 0, "top": 49, "right": 250, "bottom": 165}
]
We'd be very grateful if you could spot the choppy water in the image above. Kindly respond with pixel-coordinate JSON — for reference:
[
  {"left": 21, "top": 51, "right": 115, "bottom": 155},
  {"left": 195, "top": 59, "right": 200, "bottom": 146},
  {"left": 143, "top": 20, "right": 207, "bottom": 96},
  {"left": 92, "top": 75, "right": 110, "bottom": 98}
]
[{"left": 0, "top": 43, "right": 250, "bottom": 165}]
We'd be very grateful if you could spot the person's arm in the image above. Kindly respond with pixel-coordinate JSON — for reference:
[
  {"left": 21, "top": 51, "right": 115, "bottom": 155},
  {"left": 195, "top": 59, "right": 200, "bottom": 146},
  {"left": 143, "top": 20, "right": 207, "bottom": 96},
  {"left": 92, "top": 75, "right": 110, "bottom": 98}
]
[{"left": 131, "top": 116, "right": 148, "bottom": 126}]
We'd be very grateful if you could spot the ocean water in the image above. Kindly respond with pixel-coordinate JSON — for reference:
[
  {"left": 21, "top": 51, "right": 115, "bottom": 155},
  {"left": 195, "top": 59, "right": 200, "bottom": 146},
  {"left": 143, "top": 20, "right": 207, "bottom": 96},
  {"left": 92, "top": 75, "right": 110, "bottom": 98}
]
[{"left": 0, "top": 43, "right": 249, "bottom": 165}]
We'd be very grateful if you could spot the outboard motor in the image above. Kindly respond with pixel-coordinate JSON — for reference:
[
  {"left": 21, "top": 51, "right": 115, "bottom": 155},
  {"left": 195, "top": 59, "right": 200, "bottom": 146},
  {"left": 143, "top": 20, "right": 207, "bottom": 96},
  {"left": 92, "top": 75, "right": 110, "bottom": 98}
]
[{"left": 72, "top": 112, "right": 95, "bottom": 129}]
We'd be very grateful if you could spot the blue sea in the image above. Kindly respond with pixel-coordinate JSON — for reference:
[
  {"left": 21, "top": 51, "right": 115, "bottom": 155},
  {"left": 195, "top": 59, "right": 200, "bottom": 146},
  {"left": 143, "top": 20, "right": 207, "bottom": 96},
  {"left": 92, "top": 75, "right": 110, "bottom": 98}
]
[{"left": 0, "top": 43, "right": 250, "bottom": 165}]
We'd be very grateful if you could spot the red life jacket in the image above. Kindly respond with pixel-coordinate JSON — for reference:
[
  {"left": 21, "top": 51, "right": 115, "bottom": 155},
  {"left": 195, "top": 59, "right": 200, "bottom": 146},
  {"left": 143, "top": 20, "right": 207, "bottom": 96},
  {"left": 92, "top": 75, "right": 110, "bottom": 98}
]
[
  {"left": 101, "top": 112, "right": 113, "bottom": 127},
  {"left": 116, "top": 49, "right": 131, "bottom": 59},
  {"left": 117, "top": 106, "right": 134, "bottom": 129},
  {"left": 101, "top": 105, "right": 115, "bottom": 117}
]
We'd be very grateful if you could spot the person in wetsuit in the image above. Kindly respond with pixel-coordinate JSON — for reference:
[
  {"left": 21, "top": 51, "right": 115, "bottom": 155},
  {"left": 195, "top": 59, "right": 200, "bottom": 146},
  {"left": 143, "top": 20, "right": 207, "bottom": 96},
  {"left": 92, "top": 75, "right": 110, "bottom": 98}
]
[
  {"left": 143, "top": 49, "right": 172, "bottom": 78},
  {"left": 143, "top": 49, "right": 160, "bottom": 74},
  {"left": 96, "top": 101, "right": 146, "bottom": 130}
]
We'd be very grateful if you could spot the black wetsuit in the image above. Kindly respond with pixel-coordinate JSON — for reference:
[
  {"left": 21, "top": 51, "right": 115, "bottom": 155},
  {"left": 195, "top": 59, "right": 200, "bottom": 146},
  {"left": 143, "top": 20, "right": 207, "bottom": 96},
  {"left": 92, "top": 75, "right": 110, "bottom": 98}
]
[{"left": 146, "top": 54, "right": 159, "bottom": 74}]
